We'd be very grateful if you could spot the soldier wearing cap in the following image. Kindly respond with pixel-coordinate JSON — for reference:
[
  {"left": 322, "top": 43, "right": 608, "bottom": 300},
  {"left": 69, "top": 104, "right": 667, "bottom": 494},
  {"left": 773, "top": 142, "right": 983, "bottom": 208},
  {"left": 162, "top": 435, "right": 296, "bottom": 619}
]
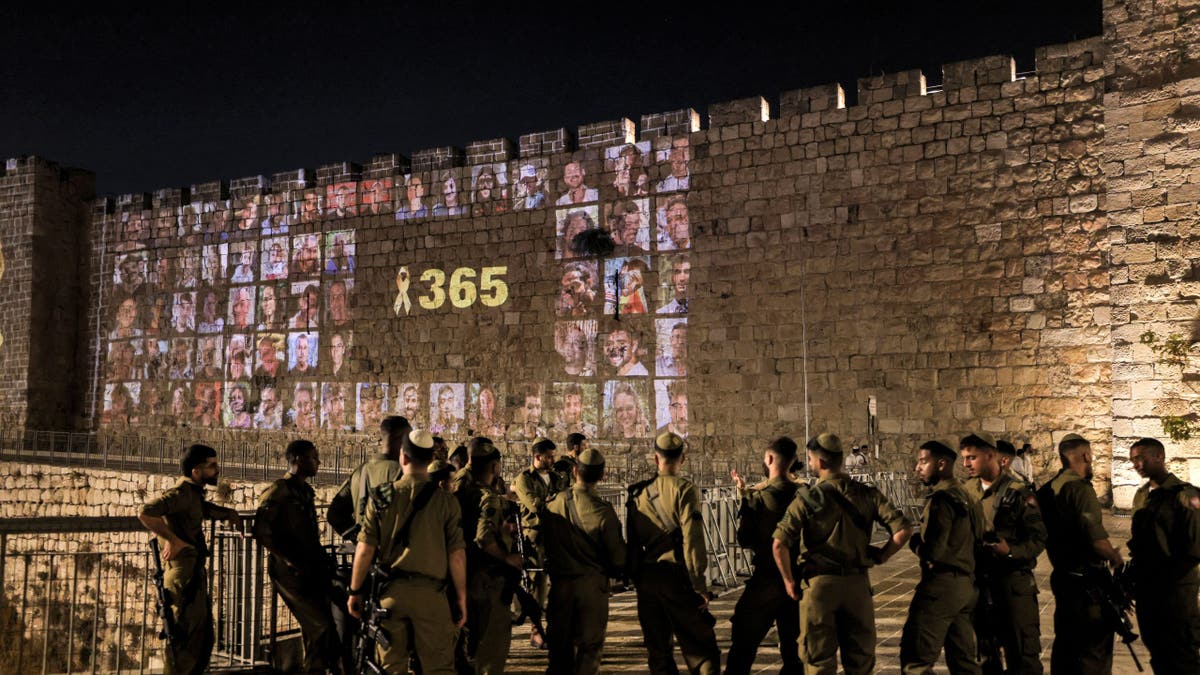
[
  {"left": 773, "top": 433, "right": 912, "bottom": 674},
  {"left": 428, "top": 460, "right": 454, "bottom": 492},
  {"left": 541, "top": 447, "right": 627, "bottom": 674},
  {"left": 348, "top": 429, "right": 468, "bottom": 673},
  {"left": 253, "top": 439, "right": 342, "bottom": 672},
  {"left": 959, "top": 432, "right": 1045, "bottom": 674},
  {"left": 449, "top": 444, "right": 468, "bottom": 472},
  {"left": 1035, "top": 433, "right": 1124, "bottom": 673},
  {"left": 453, "top": 436, "right": 519, "bottom": 674},
  {"left": 327, "top": 416, "right": 411, "bottom": 540},
  {"left": 1127, "top": 437, "right": 1200, "bottom": 672},
  {"left": 627, "top": 431, "right": 721, "bottom": 673},
  {"left": 901, "top": 439, "right": 984, "bottom": 673},
  {"left": 513, "top": 437, "right": 562, "bottom": 649},
  {"left": 725, "top": 437, "right": 802, "bottom": 675}
]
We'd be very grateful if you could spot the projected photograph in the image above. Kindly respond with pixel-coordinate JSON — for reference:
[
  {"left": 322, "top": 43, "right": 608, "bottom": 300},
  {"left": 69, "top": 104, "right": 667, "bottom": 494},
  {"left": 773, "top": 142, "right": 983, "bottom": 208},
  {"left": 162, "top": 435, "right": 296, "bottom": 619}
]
[
  {"left": 327, "top": 182, "right": 358, "bottom": 218},
  {"left": 432, "top": 169, "right": 469, "bottom": 217},
  {"left": 107, "top": 340, "right": 139, "bottom": 382},
  {"left": 359, "top": 178, "right": 394, "bottom": 215},
  {"left": 253, "top": 333, "right": 286, "bottom": 378},
  {"left": 656, "top": 194, "right": 692, "bottom": 251},
  {"left": 168, "top": 338, "right": 194, "bottom": 380},
  {"left": 657, "top": 254, "right": 689, "bottom": 314},
  {"left": 254, "top": 383, "right": 283, "bottom": 430},
  {"left": 395, "top": 382, "right": 424, "bottom": 427},
  {"left": 261, "top": 236, "right": 289, "bottom": 281},
  {"left": 201, "top": 244, "right": 227, "bottom": 286},
  {"left": 602, "top": 379, "right": 651, "bottom": 439},
  {"left": 556, "top": 159, "right": 599, "bottom": 206},
  {"left": 556, "top": 261, "right": 599, "bottom": 318},
  {"left": 257, "top": 282, "right": 286, "bottom": 330},
  {"left": 551, "top": 382, "right": 598, "bottom": 437},
  {"left": 510, "top": 159, "right": 549, "bottom": 210},
  {"left": 177, "top": 249, "right": 199, "bottom": 289},
  {"left": 555, "top": 206, "right": 600, "bottom": 260},
  {"left": 195, "top": 335, "right": 224, "bottom": 380},
  {"left": 554, "top": 320, "right": 596, "bottom": 376},
  {"left": 290, "top": 233, "right": 321, "bottom": 278},
  {"left": 323, "top": 330, "right": 351, "bottom": 379},
  {"left": 654, "top": 136, "right": 691, "bottom": 193},
  {"left": 655, "top": 319, "right": 687, "bottom": 377},
  {"left": 149, "top": 255, "right": 172, "bottom": 292},
  {"left": 510, "top": 383, "right": 546, "bottom": 441},
  {"left": 229, "top": 241, "right": 257, "bottom": 283},
  {"left": 196, "top": 286, "right": 226, "bottom": 334},
  {"left": 326, "top": 278, "right": 353, "bottom": 329},
  {"left": 118, "top": 211, "right": 148, "bottom": 248},
  {"left": 287, "top": 331, "right": 318, "bottom": 376},
  {"left": 224, "top": 381, "right": 254, "bottom": 429},
  {"left": 261, "top": 193, "right": 288, "bottom": 235},
  {"left": 102, "top": 382, "right": 140, "bottom": 428},
  {"left": 294, "top": 189, "right": 324, "bottom": 224},
  {"left": 321, "top": 382, "right": 355, "bottom": 431},
  {"left": 287, "top": 382, "right": 319, "bottom": 430},
  {"left": 109, "top": 295, "right": 143, "bottom": 340},
  {"left": 144, "top": 293, "right": 169, "bottom": 336},
  {"left": 113, "top": 252, "right": 148, "bottom": 296},
  {"left": 468, "top": 383, "right": 507, "bottom": 438},
  {"left": 192, "top": 381, "right": 222, "bottom": 428},
  {"left": 141, "top": 337, "right": 169, "bottom": 380},
  {"left": 654, "top": 379, "right": 688, "bottom": 437},
  {"left": 203, "top": 200, "right": 232, "bottom": 237},
  {"left": 429, "top": 383, "right": 465, "bottom": 435},
  {"left": 600, "top": 321, "right": 650, "bottom": 377},
  {"left": 140, "top": 381, "right": 167, "bottom": 422},
  {"left": 604, "top": 199, "right": 651, "bottom": 253},
  {"left": 604, "top": 257, "right": 651, "bottom": 316},
  {"left": 234, "top": 195, "right": 261, "bottom": 234},
  {"left": 357, "top": 382, "right": 388, "bottom": 432},
  {"left": 605, "top": 141, "right": 650, "bottom": 198},
  {"left": 396, "top": 173, "right": 430, "bottom": 221},
  {"left": 168, "top": 383, "right": 192, "bottom": 426},
  {"left": 225, "top": 334, "right": 253, "bottom": 380},
  {"left": 171, "top": 292, "right": 196, "bottom": 334},
  {"left": 227, "top": 286, "right": 256, "bottom": 331},
  {"left": 289, "top": 282, "right": 321, "bottom": 330},
  {"left": 324, "top": 230, "right": 356, "bottom": 276},
  {"left": 471, "top": 163, "right": 509, "bottom": 216}
]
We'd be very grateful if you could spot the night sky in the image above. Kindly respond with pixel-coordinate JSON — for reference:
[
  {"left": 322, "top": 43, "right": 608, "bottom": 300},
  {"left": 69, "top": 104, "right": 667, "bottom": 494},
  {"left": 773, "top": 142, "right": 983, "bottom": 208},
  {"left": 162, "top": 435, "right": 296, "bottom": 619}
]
[{"left": 0, "top": 2, "right": 1102, "bottom": 196}]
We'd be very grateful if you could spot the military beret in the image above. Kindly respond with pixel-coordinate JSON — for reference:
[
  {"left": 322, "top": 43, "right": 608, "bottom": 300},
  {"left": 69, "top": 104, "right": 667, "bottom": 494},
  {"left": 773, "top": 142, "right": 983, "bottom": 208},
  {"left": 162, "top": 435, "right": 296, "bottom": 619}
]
[
  {"left": 920, "top": 439, "right": 958, "bottom": 461},
  {"left": 655, "top": 432, "right": 685, "bottom": 458},
  {"left": 960, "top": 431, "right": 996, "bottom": 450},
  {"left": 1060, "top": 433, "right": 1087, "bottom": 444},
  {"left": 577, "top": 448, "right": 605, "bottom": 467},
  {"left": 468, "top": 436, "right": 500, "bottom": 460},
  {"left": 403, "top": 429, "right": 435, "bottom": 460},
  {"left": 531, "top": 437, "right": 557, "bottom": 455},
  {"left": 807, "top": 433, "right": 842, "bottom": 454},
  {"left": 995, "top": 440, "right": 1016, "bottom": 456},
  {"left": 428, "top": 460, "right": 453, "bottom": 479}
]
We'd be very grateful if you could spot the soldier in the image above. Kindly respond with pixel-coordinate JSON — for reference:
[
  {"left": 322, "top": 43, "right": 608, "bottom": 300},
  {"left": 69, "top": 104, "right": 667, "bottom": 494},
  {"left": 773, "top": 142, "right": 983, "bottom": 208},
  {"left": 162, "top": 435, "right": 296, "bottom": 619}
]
[
  {"left": 253, "top": 439, "right": 341, "bottom": 672},
  {"left": 1036, "top": 433, "right": 1124, "bottom": 674},
  {"left": 900, "top": 440, "right": 983, "bottom": 674},
  {"left": 347, "top": 429, "right": 468, "bottom": 673},
  {"left": 449, "top": 444, "right": 468, "bottom": 472},
  {"left": 429, "top": 460, "right": 455, "bottom": 492},
  {"left": 960, "top": 432, "right": 1046, "bottom": 674},
  {"left": 552, "top": 432, "right": 588, "bottom": 486},
  {"left": 1128, "top": 437, "right": 1200, "bottom": 672},
  {"left": 541, "top": 447, "right": 626, "bottom": 674},
  {"left": 627, "top": 432, "right": 721, "bottom": 674},
  {"left": 513, "top": 437, "right": 562, "bottom": 649},
  {"left": 772, "top": 433, "right": 911, "bottom": 674},
  {"left": 724, "top": 437, "right": 802, "bottom": 675},
  {"left": 138, "top": 444, "right": 241, "bottom": 675},
  {"left": 996, "top": 440, "right": 1033, "bottom": 486},
  {"left": 327, "top": 415, "right": 410, "bottom": 540},
  {"left": 454, "top": 436, "right": 520, "bottom": 674}
]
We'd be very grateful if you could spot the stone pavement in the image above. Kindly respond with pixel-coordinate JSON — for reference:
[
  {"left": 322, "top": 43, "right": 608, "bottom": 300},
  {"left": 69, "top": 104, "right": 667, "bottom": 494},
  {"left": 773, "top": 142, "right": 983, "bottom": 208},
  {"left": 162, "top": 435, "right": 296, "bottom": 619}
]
[{"left": 502, "top": 514, "right": 1148, "bottom": 674}]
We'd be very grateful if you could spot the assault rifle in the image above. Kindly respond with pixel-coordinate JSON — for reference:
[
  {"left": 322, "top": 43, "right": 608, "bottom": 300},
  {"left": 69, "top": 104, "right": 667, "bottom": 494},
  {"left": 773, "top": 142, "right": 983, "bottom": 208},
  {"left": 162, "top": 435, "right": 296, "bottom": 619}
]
[
  {"left": 974, "top": 567, "right": 1004, "bottom": 671},
  {"left": 355, "top": 563, "right": 392, "bottom": 675},
  {"left": 148, "top": 538, "right": 183, "bottom": 646},
  {"left": 1084, "top": 565, "right": 1142, "bottom": 672},
  {"left": 508, "top": 501, "right": 547, "bottom": 642}
]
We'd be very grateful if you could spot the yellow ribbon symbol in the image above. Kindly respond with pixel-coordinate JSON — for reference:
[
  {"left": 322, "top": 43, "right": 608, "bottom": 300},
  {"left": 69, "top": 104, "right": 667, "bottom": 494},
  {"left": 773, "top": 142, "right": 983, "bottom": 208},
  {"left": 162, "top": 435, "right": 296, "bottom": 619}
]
[{"left": 394, "top": 266, "right": 412, "bottom": 316}]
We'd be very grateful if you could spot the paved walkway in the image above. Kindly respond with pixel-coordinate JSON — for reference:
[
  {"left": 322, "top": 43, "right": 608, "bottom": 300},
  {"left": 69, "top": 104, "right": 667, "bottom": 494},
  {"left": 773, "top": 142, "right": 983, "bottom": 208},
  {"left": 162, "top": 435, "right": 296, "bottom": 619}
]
[{"left": 502, "top": 514, "right": 1147, "bottom": 674}]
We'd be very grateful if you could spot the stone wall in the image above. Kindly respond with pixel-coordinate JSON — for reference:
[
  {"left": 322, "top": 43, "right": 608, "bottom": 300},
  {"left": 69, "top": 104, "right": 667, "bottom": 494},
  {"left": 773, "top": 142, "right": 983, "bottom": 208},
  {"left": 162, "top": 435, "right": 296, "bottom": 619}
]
[{"left": 1104, "top": 0, "right": 1200, "bottom": 506}]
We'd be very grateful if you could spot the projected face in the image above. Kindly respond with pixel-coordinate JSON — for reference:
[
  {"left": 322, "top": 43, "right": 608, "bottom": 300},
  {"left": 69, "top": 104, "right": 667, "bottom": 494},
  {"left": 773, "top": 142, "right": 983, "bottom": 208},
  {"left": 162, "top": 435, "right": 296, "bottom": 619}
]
[
  {"left": 655, "top": 379, "right": 688, "bottom": 437},
  {"left": 655, "top": 319, "right": 687, "bottom": 377},
  {"left": 556, "top": 320, "right": 595, "bottom": 376},
  {"left": 328, "top": 280, "right": 351, "bottom": 326},
  {"left": 658, "top": 197, "right": 691, "bottom": 250},
  {"left": 557, "top": 262, "right": 598, "bottom": 317},
  {"left": 292, "top": 235, "right": 320, "bottom": 276},
  {"left": 229, "top": 287, "right": 255, "bottom": 329},
  {"left": 603, "top": 327, "right": 647, "bottom": 377},
  {"left": 604, "top": 380, "right": 649, "bottom": 439},
  {"left": 328, "top": 332, "right": 348, "bottom": 374}
]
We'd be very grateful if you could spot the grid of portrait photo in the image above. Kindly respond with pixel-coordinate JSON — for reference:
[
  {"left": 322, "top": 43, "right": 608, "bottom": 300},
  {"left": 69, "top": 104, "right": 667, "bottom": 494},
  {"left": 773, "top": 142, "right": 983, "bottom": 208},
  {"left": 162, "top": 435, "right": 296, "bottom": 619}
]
[{"left": 100, "top": 135, "right": 692, "bottom": 442}]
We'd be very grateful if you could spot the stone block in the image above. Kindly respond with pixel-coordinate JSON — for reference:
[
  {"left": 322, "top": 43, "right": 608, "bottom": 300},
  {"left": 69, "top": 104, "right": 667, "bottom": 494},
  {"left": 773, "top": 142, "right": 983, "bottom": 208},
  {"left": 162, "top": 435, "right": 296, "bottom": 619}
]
[{"left": 708, "top": 96, "right": 770, "bottom": 128}]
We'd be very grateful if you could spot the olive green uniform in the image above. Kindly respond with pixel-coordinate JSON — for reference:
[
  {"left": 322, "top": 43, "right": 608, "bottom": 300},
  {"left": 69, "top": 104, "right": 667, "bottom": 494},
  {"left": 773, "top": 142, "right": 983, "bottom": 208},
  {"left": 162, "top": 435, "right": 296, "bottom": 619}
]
[
  {"left": 327, "top": 455, "right": 401, "bottom": 539},
  {"left": 963, "top": 472, "right": 1046, "bottom": 674},
  {"left": 725, "top": 476, "right": 801, "bottom": 675},
  {"left": 628, "top": 473, "right": 721, "bottom": 674},
  {"left": 541, "top": 482, "right": 627, "bottom": 674},
  {"left": 1128, "top": 473, "right": 1200, "bottom": 674},
  {"left": 141, "top": 478, "right": 221, "bottom": 675},
  {"left": 467, "top": 484, "right": 516, "bottom": 674},
  {"left": 360, "top": 474, "right": 465, "bottom": 674},
  {"left": 1036, "top": 468, "right": 1113, "bottom": 674},
  {"left": 254, "top": 473, "right": 340, "bottom": 671},
  {"left": 514, "top": 466, "right": 563, "bottom": 607},
  {"left": 773, "top": 474, "right": 910, "bottom": 675},
  {"left": 900, "top": 477, "right": 983, "bottom": 674}
]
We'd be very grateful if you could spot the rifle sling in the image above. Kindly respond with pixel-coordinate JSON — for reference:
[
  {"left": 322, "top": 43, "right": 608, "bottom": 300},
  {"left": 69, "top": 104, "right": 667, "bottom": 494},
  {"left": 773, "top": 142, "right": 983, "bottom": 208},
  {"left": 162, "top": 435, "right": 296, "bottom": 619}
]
[{"left": 395, "top": 482, "right": 438, "bottom": 549}]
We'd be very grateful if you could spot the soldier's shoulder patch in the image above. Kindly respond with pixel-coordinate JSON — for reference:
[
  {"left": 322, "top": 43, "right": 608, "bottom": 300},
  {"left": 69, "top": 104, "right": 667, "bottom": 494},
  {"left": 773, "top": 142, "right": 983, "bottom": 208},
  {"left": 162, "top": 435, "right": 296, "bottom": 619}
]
[
  {"left": 373, "top": 483, "right": 395, "bottom": 508},
  {"left": 1189, "top": 494, "right": 1200, "bottom": 510},
  {"left": 1025, "top": 494, "right": 1039, "bottom": 509}
]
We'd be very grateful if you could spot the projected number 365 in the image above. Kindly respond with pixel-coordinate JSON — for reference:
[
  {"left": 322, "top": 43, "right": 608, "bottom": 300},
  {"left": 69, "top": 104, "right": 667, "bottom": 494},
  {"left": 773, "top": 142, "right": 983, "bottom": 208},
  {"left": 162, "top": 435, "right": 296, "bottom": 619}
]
[{"left": 395, "top": 265, "right": 510, "bottom": 315}]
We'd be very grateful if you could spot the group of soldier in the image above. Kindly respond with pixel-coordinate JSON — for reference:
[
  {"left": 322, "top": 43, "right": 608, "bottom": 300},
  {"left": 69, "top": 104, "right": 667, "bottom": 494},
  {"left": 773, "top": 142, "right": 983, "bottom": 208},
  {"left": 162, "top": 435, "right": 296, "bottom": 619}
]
[{"left": 139, "top": 419, "right": 1200, "bottom": 674}]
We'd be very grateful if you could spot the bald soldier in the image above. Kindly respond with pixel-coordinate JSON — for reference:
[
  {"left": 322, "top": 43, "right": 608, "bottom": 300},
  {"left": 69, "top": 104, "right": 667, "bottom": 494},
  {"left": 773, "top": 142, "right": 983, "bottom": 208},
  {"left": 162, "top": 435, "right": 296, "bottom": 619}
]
[
  {"left": 541, "top": 447, "right": 627, "bottom": 674},
  {"left": 960, "top": 432, "right": 1046, "bottom": 674},
  {"left": 901, "top": 440, "right": 984, "bottom": 674},
  {"left": 772, "top": 433, "right": 912, "bottom": 675},
  {"left": 513, "top": 437, "right": 564, "bottom": 649},
  {"left": 327, "top": 415, "right": 411, "bottom": 540},
  {"left": 1036, "top": 433, "right": 1124, "bottom": 674},
  {"left": 348, "top": 429, "right": 468, "bottom": 673},
  {"left": 724, "top": 437, "right": 802, "bottom": 675},
  {"left": 1128, "top": 437, "right": 1200, "bottom": 672},
  {"left": 627, "top": 432, "right": 721, "bottom": 674}
]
